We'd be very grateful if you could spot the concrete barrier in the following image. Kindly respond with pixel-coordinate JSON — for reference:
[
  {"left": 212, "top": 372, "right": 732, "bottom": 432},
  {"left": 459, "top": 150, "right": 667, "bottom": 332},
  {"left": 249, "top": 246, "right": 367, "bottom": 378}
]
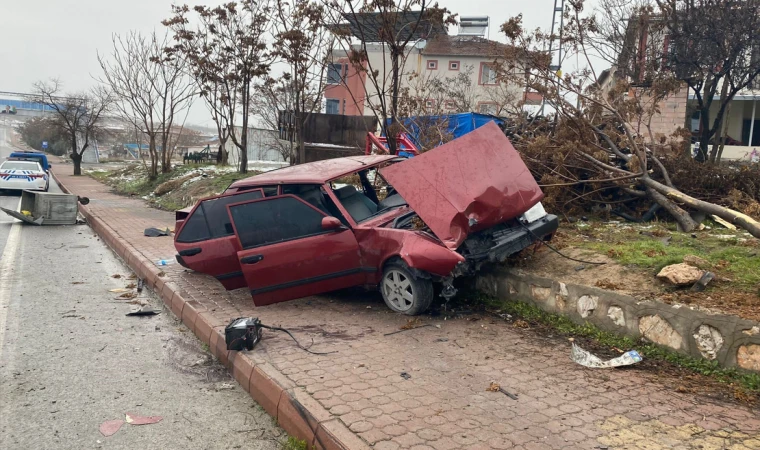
[{"left": 477, "top": 267, "right": 760, "bottom": 373}]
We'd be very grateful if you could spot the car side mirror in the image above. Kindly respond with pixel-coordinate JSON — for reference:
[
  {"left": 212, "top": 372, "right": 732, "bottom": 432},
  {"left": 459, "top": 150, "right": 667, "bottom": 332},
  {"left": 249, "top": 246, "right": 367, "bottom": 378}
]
[{"left": 321, "top": 216, "right": 344, "bottom": 231}]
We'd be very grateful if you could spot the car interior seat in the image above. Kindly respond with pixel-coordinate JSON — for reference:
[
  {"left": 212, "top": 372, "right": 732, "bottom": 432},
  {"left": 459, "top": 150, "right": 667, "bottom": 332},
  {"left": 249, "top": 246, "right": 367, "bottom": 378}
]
[{"left": 334, "top": 185, "right": 377, "bottom": 222}]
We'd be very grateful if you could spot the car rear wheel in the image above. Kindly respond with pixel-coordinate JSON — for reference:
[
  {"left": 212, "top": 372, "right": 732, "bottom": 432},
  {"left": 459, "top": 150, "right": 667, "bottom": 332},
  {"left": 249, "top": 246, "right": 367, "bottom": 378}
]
[{"left": 380, "top": 262, "right": 433, "bottom": 315}]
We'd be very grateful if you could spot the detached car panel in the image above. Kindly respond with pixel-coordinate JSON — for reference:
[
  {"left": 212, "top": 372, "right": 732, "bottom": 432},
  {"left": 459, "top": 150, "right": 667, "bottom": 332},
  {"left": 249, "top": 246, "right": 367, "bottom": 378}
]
[{"left": 380, "top": 122, "right": 544, "bottom": 249}]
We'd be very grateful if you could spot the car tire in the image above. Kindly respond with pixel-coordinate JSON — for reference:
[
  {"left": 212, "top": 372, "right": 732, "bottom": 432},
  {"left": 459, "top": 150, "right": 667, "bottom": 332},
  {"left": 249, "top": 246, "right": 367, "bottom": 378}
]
[{"left": 380, "top": 261, "right": 433, "bottom": 315}]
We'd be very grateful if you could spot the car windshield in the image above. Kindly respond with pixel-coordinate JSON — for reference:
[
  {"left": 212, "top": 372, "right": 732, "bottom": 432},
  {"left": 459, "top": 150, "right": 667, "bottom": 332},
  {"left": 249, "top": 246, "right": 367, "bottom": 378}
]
[
  {"left": 1, "top": 161, "right": 41, "bottom": 171},
  {"left": 330, "top": 163, "right": 407, "bottom": 223}
]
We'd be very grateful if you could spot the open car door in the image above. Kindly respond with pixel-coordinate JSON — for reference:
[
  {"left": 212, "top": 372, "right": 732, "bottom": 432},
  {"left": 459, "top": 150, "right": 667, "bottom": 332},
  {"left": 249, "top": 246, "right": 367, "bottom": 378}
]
[
  {"left": 227, "top": 194, "right": 365, "bottom": 306},
  {"left": 174, "top": 189, "right": 264, "bottom": 290}
]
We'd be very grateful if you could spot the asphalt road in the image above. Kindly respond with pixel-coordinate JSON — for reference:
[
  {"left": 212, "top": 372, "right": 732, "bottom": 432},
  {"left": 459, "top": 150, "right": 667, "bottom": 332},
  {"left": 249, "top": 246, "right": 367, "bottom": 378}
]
[{"left": 0, "top": 124, "right": 284, "bottom": 449}]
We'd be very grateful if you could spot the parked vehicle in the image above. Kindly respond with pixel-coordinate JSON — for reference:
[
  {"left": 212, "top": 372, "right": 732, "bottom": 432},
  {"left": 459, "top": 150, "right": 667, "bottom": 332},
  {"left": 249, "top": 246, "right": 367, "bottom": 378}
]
[
  {"left": 0, "top": 160, "right": 49, "bottom": 193},
  {"left": 173, "top": 122, "right": 558, "bottom": 315},
  {"left": 8, "top": 151, "right": 52, "bottom": 172}
]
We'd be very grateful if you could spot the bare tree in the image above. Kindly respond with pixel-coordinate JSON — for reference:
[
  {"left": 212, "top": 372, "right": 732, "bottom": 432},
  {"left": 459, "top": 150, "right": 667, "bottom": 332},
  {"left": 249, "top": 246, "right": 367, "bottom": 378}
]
[
  {"left": 98, "top": 31, "right": 195, "bottom": 178},
  {"left": 164, "top": 1, "right": 272, "bottom": 174},
  {"left": 497, "top": 2, "right": 760, "bottom": 238},
  {"left": 324, "top": 0, "right": 455, "bottom": 154},
  {"left": 269, "top": 0, "right": 333, "bottom": 164},
  {"left": 253, "top": 78, "right": 300, "bottom": 163},
  {"left": 30, "top": 80, "right": 112, "bottom": 176}
]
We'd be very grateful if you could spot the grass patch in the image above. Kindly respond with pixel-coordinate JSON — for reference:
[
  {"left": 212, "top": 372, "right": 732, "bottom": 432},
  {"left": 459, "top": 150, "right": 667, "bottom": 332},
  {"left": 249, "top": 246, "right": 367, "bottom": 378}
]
[
  {"left": 280, "top": 437, "right": 309, "bottom": 450},
  {"left": 87, "top": 164, "right": 259, "bottom": 211},
  {"left": 572, "top": 222, "right": 760, "bottom": 291},
  {"left": 476, "top": 293, "right": 760, "bottom": 393}
]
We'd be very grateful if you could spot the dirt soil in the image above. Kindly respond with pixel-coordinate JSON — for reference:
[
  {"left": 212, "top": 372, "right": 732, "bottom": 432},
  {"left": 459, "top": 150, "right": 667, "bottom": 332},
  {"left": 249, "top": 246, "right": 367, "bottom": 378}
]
[
  {"left": 510, "top": 222, "right": 760, "bottom": 322},
  {"left": 514, "top": 246, "right": 662, "bottom": 298}
]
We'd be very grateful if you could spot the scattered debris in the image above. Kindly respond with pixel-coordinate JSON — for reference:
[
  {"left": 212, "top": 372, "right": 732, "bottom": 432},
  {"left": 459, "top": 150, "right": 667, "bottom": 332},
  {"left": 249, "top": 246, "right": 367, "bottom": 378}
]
[
  {"left": 571, "top": 343, "right": 642, "bottom": 368},
  {"left": 71, "top": 281, "right": 84, "bottom": 285},
  {"left": 435, "top": 338, "right": 449, "bottom": 342},
  {"left": 109, "top": 288, "right": 130, "bottom": 293},
  {"left": 690, "top": 272, "right": 716, "bottom": 292},
  {"left": 400, "top": 372, "right": 411, "bottom": 380},
  {"left": 99, "top": 420, "right": 125, "bottom": 437},
  {"left": 513, "top": 319, "right": 530, "bottom": 329},
  {"left": 125, "top": 412, "right": 163, "bottom": 425},
  {"left": 144, "top": 227, "right": 171, "bottom": 237},
  {"left": 711, "top": 215, "right": 737, "bottom": 230},
  {"left": 384, "top": 323, "right": 432, "bottom": 336},
  {"left": 656, "top": 263, "right": 705, "bottom": 286},
  {"left": 137, "top": 279, "right": 144, "bottom": 293},
  {"left": 486, "top": 382, "right": 518, "bottom": 400},
  {"left": 112, "top": 274, "right": 121, "bottom": 279},
  {"left": 118, "top": 292, "right": 137, "bottom": 299},
  {"left": 125, "top": 282, "right": 137, "bottom": 289},
  {"left": 126, "top": 305, "right": 160, "bottom": 317}
]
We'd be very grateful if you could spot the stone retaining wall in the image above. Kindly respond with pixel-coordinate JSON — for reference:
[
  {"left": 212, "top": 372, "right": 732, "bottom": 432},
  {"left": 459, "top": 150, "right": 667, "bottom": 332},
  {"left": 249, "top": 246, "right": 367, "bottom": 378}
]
[{"left": 476, "top": 268, "right": 760, "bottom": 373}]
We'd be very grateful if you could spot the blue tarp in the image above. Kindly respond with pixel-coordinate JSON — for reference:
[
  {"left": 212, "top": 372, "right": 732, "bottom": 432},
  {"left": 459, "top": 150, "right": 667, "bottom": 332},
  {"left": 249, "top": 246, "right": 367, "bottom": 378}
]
[{"left": 386, "top": 112, "right": 504, "bottom": 150}]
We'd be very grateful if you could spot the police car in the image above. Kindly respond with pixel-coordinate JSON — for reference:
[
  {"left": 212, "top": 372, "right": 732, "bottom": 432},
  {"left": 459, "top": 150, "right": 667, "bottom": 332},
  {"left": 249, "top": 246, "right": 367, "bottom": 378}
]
[{"left": 0, "top": 159, "right": 49, "bottom": 193}]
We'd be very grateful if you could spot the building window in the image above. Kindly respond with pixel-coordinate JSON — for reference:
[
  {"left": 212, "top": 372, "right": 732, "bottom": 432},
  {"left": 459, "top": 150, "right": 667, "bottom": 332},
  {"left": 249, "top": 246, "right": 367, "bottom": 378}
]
[
  {"left": 327, "top": 63, "right": 344, "bottom": 85},
  {"left": 480, "top": 63, "right": 497, "bottom": 85},
  {"left": 690, "top": 111, "right": 700, "bottom": 132},
  {"left": 326, "top": 99, "right": 340, "bottom": 114},
  {"left": 478, "top": 102, "right": 498, "bottom": 115},
  {"left": 449, "top": 61, "right": 460, "bottom": 71},
  {"left": 424, "top": 99, "right": 435, "bottom": 110},
  {"left": 444, "top": 100, "right": 456, "bottom": 110},
  {"left": 427, "top": 60, "right": 438, "bottom": 70}
]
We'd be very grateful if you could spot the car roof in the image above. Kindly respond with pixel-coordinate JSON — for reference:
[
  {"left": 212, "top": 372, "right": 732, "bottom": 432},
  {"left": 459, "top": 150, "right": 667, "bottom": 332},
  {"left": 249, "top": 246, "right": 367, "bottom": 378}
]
[
  {"left": 2, "top": 160, "right": 42, "bottom": 169},
  {"left": 228, "top": 155, "right": 397, "bottom": 188}
]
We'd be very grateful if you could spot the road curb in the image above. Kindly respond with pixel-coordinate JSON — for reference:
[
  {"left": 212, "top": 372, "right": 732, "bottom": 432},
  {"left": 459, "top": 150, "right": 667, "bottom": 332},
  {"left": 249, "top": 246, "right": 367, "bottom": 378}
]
[{"left": 51, "top": 169, "right": 364, "bottom": 450}]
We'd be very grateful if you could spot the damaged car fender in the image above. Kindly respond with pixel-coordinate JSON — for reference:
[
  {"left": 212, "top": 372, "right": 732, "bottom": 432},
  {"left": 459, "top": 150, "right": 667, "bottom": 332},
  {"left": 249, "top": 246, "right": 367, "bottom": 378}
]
[{"left": 354, "top": 228, "right": 464, "bottom": 284}]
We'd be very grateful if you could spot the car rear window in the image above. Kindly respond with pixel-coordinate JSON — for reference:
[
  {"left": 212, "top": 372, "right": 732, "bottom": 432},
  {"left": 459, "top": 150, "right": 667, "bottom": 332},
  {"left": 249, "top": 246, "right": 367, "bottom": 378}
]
[
  {"left": 229, "top": 196, "right": 325, "bottom": 249},
  {"left": 176, "top": 190, "right": 264, "bottom": 243},
  {"left": 177, "top": 206, "right": 211, "bottom": 242},
  {"left": 1, "top": 161, "right": 41, "bottom": 171}
]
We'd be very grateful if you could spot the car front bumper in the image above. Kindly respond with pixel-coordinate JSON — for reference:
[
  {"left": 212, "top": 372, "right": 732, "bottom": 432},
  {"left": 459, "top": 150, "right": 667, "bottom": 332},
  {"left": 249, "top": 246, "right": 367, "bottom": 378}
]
[
  {"left": 453, "top": 214, "right": 559, "bottom": 276},
  {"left": 0, "top": 179, "right": 47, "bottom": 191}
]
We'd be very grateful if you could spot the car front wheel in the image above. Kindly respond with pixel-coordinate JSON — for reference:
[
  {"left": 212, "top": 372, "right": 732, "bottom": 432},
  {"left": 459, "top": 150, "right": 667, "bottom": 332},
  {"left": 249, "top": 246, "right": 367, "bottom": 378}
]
[{"left": 380, "top": 262, "right": 433, "bottom": 315}]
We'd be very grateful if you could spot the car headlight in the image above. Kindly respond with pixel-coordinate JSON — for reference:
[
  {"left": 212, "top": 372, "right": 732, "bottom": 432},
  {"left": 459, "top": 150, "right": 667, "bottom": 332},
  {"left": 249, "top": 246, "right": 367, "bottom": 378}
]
[{"left": 520, "top": 202, "right": 547, "bottom": 224}]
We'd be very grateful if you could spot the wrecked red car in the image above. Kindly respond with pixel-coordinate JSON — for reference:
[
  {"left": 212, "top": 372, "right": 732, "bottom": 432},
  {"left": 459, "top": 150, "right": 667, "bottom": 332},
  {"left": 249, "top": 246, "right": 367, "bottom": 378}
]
[{"left": 173, "top": 122, "right": 558, "bottom": 315}]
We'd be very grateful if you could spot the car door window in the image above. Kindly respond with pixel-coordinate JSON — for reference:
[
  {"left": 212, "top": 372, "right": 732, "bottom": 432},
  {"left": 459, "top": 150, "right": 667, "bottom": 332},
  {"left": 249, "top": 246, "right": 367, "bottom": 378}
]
[
  {"left": 177, "top": 190, "right": 263, "bottom": 243},
  {"left": 177, "top": 206, "right": 211, "bottom": 242},
  {"left": 229, "top": 196, "right": 327, "bottom": 250}
]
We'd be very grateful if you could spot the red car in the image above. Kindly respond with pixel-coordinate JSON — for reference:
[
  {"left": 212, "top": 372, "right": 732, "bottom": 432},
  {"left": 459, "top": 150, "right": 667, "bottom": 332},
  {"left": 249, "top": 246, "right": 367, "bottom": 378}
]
[{"left": 173, "top": 122, "right": 558, "bottom": 315}]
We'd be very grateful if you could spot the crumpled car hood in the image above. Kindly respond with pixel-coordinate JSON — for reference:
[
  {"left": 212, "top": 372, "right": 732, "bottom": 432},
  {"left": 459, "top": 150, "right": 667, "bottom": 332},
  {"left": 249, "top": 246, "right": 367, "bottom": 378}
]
[{"left": 380, "top": 122, "right": 544, "bottom": 250}]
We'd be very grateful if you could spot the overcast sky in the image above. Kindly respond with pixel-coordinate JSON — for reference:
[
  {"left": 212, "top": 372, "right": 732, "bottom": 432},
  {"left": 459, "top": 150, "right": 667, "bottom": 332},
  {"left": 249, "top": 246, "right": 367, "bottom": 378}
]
[{"left": 1, "top": 0, "right": 564, "bottom": 126}]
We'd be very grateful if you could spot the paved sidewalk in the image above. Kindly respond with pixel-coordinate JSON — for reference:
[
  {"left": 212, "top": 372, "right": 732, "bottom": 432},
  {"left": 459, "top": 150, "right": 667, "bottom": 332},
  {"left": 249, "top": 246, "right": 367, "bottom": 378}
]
[{"left": 53, "top": 163, "right": 760, "bottom": 450}]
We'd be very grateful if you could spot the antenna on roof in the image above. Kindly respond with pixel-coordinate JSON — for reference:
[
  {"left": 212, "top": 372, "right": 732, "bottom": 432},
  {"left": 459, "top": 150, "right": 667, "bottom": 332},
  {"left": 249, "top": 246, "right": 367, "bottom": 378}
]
[
  {"left": 538, "top": 0, "right": 566, "bottom": 116},
  {"left": 458, "top": 16, "right": 489, "bottom": 39}
]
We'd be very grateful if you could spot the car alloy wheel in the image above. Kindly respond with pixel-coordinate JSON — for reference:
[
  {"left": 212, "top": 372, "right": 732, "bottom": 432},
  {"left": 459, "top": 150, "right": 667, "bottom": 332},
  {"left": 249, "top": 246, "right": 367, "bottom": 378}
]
[
  {"left": 383, "top": 269, "right": 415, "bottom": 312},
  {"left": 380, "top": 262, "right": 433, "bottom": 315}
]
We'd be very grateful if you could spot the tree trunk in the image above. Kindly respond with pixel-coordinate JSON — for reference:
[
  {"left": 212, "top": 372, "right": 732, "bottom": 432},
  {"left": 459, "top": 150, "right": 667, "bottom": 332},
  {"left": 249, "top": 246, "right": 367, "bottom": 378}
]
[
  {"left": 709, "top": 80, "right": 730, "bottom": 163},
  {"left": 387, "top": 50, "right": 401, "bottom": 155},
  {"left": 647, "top": 187, "right": 698, "bottom": 232},
  {"left": 217, "top": 140, "right": 228, "bottom": 165},
  {"left": 239, "top": 134, "right": 248, "bottom": 175},
  {"left": 71, "top": 152, "right": 83, "bottom": 176},
  {"left": 642, "top": 178, "right": 760, "bottom": 238},
  {"left": 148, "top": 134, "right": 158, "bottom": 179}
]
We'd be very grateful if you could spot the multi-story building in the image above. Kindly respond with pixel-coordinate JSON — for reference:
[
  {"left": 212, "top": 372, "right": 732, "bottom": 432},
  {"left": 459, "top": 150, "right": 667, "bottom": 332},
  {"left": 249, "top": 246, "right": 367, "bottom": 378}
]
[{"left": 324, "top": 16, "right": 540, "bottom": 118}]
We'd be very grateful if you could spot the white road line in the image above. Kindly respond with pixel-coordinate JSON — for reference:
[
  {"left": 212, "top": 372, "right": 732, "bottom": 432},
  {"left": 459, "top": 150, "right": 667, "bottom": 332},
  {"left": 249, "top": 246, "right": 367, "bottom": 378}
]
[{"left": 0, "top": 197, "right": 23, "bottom": 355}]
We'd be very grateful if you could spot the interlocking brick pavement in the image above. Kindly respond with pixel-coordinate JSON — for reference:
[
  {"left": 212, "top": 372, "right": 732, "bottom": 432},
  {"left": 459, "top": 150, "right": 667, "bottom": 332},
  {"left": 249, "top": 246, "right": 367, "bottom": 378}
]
[{"left": 52, "top": 163, "right": 760, "bottom": 449}]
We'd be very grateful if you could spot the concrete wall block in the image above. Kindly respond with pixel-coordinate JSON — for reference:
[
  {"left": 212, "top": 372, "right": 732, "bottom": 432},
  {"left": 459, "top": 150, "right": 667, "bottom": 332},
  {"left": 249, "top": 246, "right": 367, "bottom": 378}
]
[{"left": 476, "top": 269, "right": 760, "bottom": 372}]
